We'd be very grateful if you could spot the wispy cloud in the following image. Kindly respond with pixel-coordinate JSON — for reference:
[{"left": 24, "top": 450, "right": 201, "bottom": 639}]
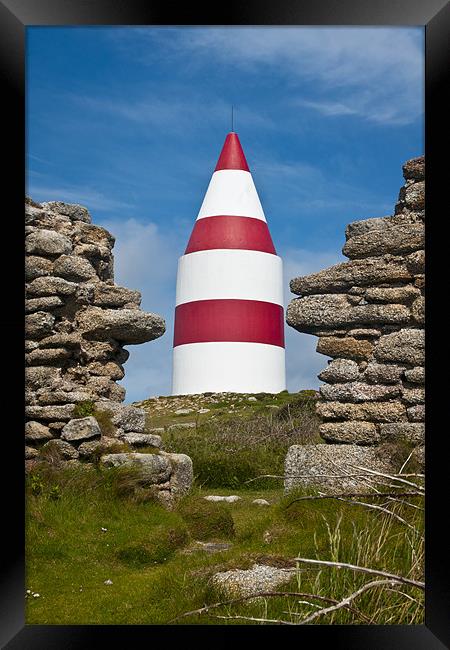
[
  {"left": 26, "top": 184, "right": 134, "bottom": 213},
  {"left": 109, "top": 27, "right": 423, "bottom": 126}
]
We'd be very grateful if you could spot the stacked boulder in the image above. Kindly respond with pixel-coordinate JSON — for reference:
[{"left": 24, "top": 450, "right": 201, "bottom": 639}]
[
  {"left": 285, "top": 156, "right": 424, "bottom": 490},
  {"left": 24, "top": 198, "right": 193, "bottom": 504}
]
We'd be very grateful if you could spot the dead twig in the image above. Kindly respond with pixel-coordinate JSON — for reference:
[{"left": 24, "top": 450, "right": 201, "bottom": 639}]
[
  {"left": 292, "top": 557, "right": 424, "bottom": 589},
  {"left": 286, "top": 491, "right": 422, "bottom": 506}
]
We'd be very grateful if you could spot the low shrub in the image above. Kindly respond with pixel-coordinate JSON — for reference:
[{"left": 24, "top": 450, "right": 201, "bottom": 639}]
[
  {"left": 178, "top": 497, "right": 235, "bottom": 541},
  {"left": 117, "top": 526, "right": 189, "bottom": 567},
  {"left": 73, "top": 401, "right": 96, "bottom": 418}
]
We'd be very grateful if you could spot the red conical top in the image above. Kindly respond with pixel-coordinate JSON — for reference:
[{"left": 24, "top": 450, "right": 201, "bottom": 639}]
[{"left": 215, "top": 132, "right": 250, "bottom": 172}]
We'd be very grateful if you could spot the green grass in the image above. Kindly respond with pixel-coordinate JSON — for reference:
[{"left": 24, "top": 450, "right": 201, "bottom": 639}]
[{"left": 26, "top": 465, "right": 424, "bottom": 625}]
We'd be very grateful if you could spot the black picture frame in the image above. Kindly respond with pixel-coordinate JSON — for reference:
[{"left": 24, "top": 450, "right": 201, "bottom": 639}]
[{"left": 2, "top": 0, "right": 448, "bottom": 647}]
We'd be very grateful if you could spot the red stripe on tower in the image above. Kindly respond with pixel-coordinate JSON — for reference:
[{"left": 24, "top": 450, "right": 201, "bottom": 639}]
[
  {"left": 214, "top": 132, "right": 250, "bottom": 171},
  {"left": 185, "top": 215, "right": 276, "bottom": 255},
  {"left": 173, "top": 299, "right": 285, "bottom": 348}
]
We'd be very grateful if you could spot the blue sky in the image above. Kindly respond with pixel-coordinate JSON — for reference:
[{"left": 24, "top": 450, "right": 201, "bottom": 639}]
[{"left": 26, "top": 27, "right": 424, "bottom": 402}]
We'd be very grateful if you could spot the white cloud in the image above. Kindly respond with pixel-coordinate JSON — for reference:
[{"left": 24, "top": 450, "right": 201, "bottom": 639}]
[{"left": 26, "top": 184, "right": 134, "bottom": 213}]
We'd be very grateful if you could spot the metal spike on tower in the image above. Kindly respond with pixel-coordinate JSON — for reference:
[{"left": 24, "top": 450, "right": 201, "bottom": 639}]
[{"left": 172, "top": 131, "right": 286, "bottom": 395}]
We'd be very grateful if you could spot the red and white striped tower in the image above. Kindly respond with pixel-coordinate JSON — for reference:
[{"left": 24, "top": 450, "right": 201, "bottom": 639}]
[{"left": 172, "top": 132, "right": 286, "bottom": 395}]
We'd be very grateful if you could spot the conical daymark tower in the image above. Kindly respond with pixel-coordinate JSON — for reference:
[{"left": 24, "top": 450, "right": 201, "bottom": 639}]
[{"left": 172, "top": 132, "right": 286, "bottom": 395}]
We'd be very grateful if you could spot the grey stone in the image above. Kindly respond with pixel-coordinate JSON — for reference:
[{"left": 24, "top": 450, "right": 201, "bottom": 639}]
[
  {"left": 73, "top": 222, "right": 115, "bottom": 247},
  {"left": 252, "top": 499, "right": 270, "bottom": 506},
  {"left": 25, "top": 229, "right": 73, "bottom": 256},
  {"left": 100, "top": 452, "right": 172, "bottom": 484},
  {"left": 25, "top": 446, "right": 39, "bottom": 460},
  {"left": 41, "top": 201, "right": 91, "bottom": 223},
  {"left": 90, "top": 284, "right": 141, "bottom": 308},
  {"left": 163, "top": 452, "right": 193, "bottom": 496},
  {"left": 204, "top": 495, "right": 241, "bottom": 503},
  {"left": 25, "top": 366, "right": 61, "bottom": 389},
  {"left": 25, "top": 421, "right": 53, "bottom": 442},
  {"left": 380, "top": 423, "right": 424, "bottom": 445},
  {"left": 120, "top": 432, "right": 163, "bottom": 448},
  {"left": 316, "top": 337, "right": 374, "bottom": 360},
  {"left": 411, "top": 296, "right": 425, "bottom": 325},
  {"left": 25, "top": 256, "right": 54, "bottom": 281},
  {"left": 25, "top": 296, "right": 65, "bottom": 313},
  {"left": 37, "top": 390, "right": 93, "bottom": 405},
  {"left": 212, "top": 564, "right": 294, "bottom": 598},
  {"left": 86, "top": 361, "right": 124, "bottom": 380},
  {"left": 38, "top": 333, "right": 81, "bottom": 349},
  {"left": 25, "top": 312, "right": 55, "bottom": 340},
  {"left": 320, "top": 382, "right": 401, "bottom": 403},
  {"left": 27, "top": 276, "right": 78, "bottom": 297},
  {"left": 319, "top": 421, "right": 379, "bottom": 445},
  {"left": 343, "top": 223, "right": 424, "bottom": 260},
  {"left": 406, "top": 250, "right": 425, "bottom": 275},
  {"left": 285, "top": 443, "right": 395, "bottom": 493},
  {"left": 318, "top": 359, "right": 359, "bottom": 383},
  {"left": 404, "top": 367, "right": 425, "bottom": 384},
  {"left": 403, "top": 156, "right": 424, "bottom": 181},
  {"left": 375, "top": 329, "right": 425, "bottom": 365},
  {"left": 53, "top": 255, "right": 97, "bottom": 281},
  {"left": 402, "top": 387, "right": 425, "bottom": 405},
  {"left": 78, "top": 307, "right": 166, "bottom": 344},
  {"left": 363, "top": 363, "right": 405, "bottom": 384},
  {"left": 407, "top": 405, "right": 425, "bottom": 422},
  {"left": 364, "top": 286, "right": 420, "bottom": 304},
  {"left": 411, "top": 445, "right": 425, "bottom": 470},
  {"left": 26, "top": 347, "right": 73, "bottom": 366},
  {"left": 396, "top": 181, "right": 424, "bottom": 212},
  {"left": 94, "top": 402, "right": 146, "bottom": 433},
  {"left": 26, "top": 403, "right": 76, "bottom": 421},
  {"left": 347, "top": 328, "right": 381, "bottom": 338},
  {"left": 78, "top": 437, "right": 126, "bottom": 459},
  {"left": 41, "top": 439, "right": 79, "bottom": 460},
  {"left": 61, "top": 416, "right": 102, "bottom": 443},
  {"left": 168, "top": 422, "right": 196, "bottom": 430},
  {"left": 316, "top": 400, "right": 406, "bottom": 422},
  {"left": 287, "top": 295, "right": 410, "bottom": 332},
  {"left": 290, "top": 255, "right": 412, "bottom": 296}
]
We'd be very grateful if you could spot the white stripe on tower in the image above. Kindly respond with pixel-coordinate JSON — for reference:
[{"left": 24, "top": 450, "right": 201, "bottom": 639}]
[
  {"left": 196, "top": 170, "right": 266, "bottom": 221},
  {"left": 176, "top": 250, "right": 283, "bottom": 306},
  {"left": 172, "top": 131, "right": 286, "bottom": 395}
]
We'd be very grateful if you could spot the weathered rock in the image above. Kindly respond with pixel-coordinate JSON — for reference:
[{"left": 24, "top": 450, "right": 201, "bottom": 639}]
[
  {"left": 406, "top": 250, "right": 425, "bottom": 275},
  {"left": 78, "top": 437, "right": 126, "bottom": 458},
  {"left": 204, "top": 495, "right": 241, "bottom": 503},
  {"left": 403, "top": 156, "right": 424, "bottom": 181},
  {"left": 253, "top": 499, "right": 270, "bottom": 506},
  {"left": 25, "top": 229, "right": 73, "bottom": 256},
  {"left": 407, "top": 405, "right": 425, "bottom": 422},
  {"left": 396, "top": 181, "right": 424, "bottom": 213},
  {"left": 41, "top": 439, "right": 79, "bottom": 460},
  {"left": 316, "top": 337, "right": 373, "bottom": 360},
  {"left": 316, "top": 400, "right": 406, "bottom": 422},
  {"left": 25, "top": 311, "right": 56, "bottom": 340},
  {"left": 343, "top": 223, "right": 424, "bottom": 260},
  {"left": 347, "top": 328, "right": 381, "bottom": 339},
  {"left": 73, "top": 222, "right": 115, "bottom": 247},
  {"left": 86, "top": 361, "right": 125, "bottom": 380},
  {"left": 37, "top": 390, "right": 93, "bottom": 405},
  {"left": 318, "top": 359, "right": 359, "bottom": 383},
  {"left": 162, "top": 452, "right": 193, "bottom": 496},
  {"left": 404, "top": 367, "right": 425, "bottom": 384},
  {"left": 287, "top": 295, "right": 410, "bottom": 332},
  {"left": 285, "top": 444, "right": 395, "bottom": 493},
  {"left": 78, "top": 308, "right": 166, "bottom": 344},
  {"left": 27, "top": 276, "right": 78, "bottom": 297},
  {"left": 120, "top": 432, "right": 163, "bottom": 448},
  {"left": 90, "top": 284, "right": 141, "bottom": 308},
  {"left": 290, "top": 256, "right": 412, "bottom": 296},
  {"left": 411, "top": 296, "right": 425, "bottom": 325},
  {"left": 374, "top": 329, "right": 425, "bottom": 365},
  {"left": 402, "top": 387, "right": 425, "bottom": 405},
  {"left": 168, "top": 422, "right": 196, "bottom": 430},
  {"left": 363, "top": 363, "right": 405, "bottom": 385},
  {"left": 380, "top": 423, "right": 424, "bottom": 445},
  {"left": 42, "top": 201, "right": 91, "bottom": 223},
  {"left": 25, "top": 421, "right": 53, "bottom": 442},
  {"left": 25, "top": 296, "right": 65, "bottom": 313},
  {"left": 212, "top": 564, "right": 294, "bottom": 598},
  {"left": 61, "top": 416, "right": 102, "bottom": 443},
  {"left": 364, "top": 286, "right": 420, "bottom": 304},
  {"left": 26, "top": 404, "right": 76, "bottom": 421},
  {"left": 26, "top": 348, "right": 73, "bottom": 366},
  {"left": 94, "top": 402, "right": 146, "bottom": 433},
  {"left": 38, "top": 333, "right": 81, "bottom": 349},
  {"left": 319, "top": 421, "right": 379, "bottom": 445},
  {"left": 25, "top": 256, "right": 54, "bottom": 281},
  {"left": 53, "top": 255, "right": 97, "bottom": 281},
  {"left": 320, "top": 382, "right": 401, "bottom": 403},
  {"left": 25, "top": 446, "right": 39, "bottom": 460},
  {"left": 100, "top": 453, "right": 172, "bottom": 484},
  {"left": 25, "top": 366, "right": 61, "bottom": 389}
]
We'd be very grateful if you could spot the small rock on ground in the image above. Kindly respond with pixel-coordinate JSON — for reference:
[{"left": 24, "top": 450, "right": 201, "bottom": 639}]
[
  {"left": 204, "top": 495, "right": 241, "bottom": 503},
  {"left": 212, "top": 564, "right": 295, "bottom": 598},
  {"left": 252, "top": 499, "right": 270, "bottom": 506}
]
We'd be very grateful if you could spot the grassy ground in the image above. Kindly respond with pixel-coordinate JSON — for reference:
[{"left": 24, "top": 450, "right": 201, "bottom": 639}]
[{"left": 26, "top": 391, "right": 424, "bottom": 625}]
